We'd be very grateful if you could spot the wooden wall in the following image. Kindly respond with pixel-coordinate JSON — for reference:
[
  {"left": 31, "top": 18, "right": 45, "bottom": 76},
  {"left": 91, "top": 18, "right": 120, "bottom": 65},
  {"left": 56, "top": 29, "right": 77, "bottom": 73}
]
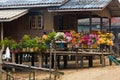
[
  {"left": 54, "top": 14, "right": 78, "bottom": 31},
  {"left": 2, "top": 10, "right": 78, "bottom": 41},
  {"left": 3, "top": 10, "right": 54, "bottom": 41}
]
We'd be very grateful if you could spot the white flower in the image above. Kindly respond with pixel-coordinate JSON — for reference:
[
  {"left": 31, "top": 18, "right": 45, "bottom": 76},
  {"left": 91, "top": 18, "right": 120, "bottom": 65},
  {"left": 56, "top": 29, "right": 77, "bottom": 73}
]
[{"left": 54, "top": 32, "right": 65, "bottom": 40}]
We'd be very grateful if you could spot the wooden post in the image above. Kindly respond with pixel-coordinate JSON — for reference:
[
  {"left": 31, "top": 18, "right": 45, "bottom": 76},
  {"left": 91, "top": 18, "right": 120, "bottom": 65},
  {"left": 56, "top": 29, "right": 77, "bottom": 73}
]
[
  {"left": 38, "top": 52, "right": 43, "bottom": 67},
  {"left": 88, "top": 56, "right": 93, "bottom": 67},
  {"left": 100, "top": 55, "right": 102, "bottom": 64},
  {"left": 49, "top": 43, "right": 53, "bottom": 80},
  {"left": 0, "top": 23, "right": 4, "bottom": 80},
  {"left": 89, "top": 47, "right": 93, "bottom": 67},
  {"left": 20, "top": 53, "right": 22, "bottom": 64},
  {"left": 102, "top": 50, "right": 105, "bottom": 67},
  {"left": 45, "top": 54, "right": 48, "bottom": 66},
  {"left": 54, "top": 50, "right": 57, "bottom": 69},
  {"left": 57, "top": 56, "right": 60, "bottom": 69},
  {"left": 80, "top": 56, "right": 83, "bottom": 68},
  {"left": 89, "top": 14, "right": 92, "bottom": 33},
  {"left": 109, "top": 46, "right": 112, "bottom": 65},
  {"left": 75, "top": 48, "right": 79, "bottom": 70},
  {"left": 109, "top": 18, "right": 111, "bottom": 32},
  {"left": 63, "top": 56, "right": 67, "bottom": 68},
  {"left": 100, "top": 17, "right": 103, "bottom": 32},
  {"left": 31, "top": 53, "right": 34, "bottom": 66},
  {"left": 11, "top": 53, "right": 15, "bottom": 72}
]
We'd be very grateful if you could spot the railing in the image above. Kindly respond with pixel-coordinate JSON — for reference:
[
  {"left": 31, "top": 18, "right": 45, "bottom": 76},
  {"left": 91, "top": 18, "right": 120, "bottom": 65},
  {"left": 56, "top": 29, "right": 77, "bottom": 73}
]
[{"left": 0, "top": 69, "right": 14, "bottom": 80}]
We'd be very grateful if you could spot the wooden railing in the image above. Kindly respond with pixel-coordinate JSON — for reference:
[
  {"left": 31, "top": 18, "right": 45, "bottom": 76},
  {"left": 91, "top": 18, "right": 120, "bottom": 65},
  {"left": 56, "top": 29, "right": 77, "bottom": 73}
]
[{"left": 0, "top": 69, "right": 14, "bottom": 80}]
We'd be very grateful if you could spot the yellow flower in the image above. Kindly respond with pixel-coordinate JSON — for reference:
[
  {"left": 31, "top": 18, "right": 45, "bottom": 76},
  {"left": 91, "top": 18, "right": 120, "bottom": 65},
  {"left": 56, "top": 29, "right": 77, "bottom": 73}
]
[
  {"left": 109, "top": 33, "right": 114, "bottom": 38},
  {"left": 106, "top": 40, "right": 114, "bottom": 46}
]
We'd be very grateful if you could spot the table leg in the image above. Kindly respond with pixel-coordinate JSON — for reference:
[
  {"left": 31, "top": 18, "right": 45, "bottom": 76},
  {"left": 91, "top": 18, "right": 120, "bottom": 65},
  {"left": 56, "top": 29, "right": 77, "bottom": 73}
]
[
  {"left": 88, "top": 56, "right": 93, "bottom": 67},
  {"left": 45, "top": 55, "right": 48, "bottom": 66},
  {"left": 109, "top": 58, "right": 112, "bottom": 65},
  {"left": 38, "top": 54, "right": 43, "bottom": 67},
  {"left": 63, "top": 55, "right": 68, "bottom": 68},
  {"left": 52, "top": 55, "right": 54, "bottom": 68},
  {"left": 57, "top": 56, "right": 60, "bottom": 69},
  {"left": 80, "top": 56, "right": 84, "bottom": 68},
  {"left": 31, "top": 53, "right": 34, "bottom": 66},
  {"left": 15, "top": 53, "right": 18, "bottom": 64},
  {"left": 20, "top": 54, "right": 22, "bottom": 64}
]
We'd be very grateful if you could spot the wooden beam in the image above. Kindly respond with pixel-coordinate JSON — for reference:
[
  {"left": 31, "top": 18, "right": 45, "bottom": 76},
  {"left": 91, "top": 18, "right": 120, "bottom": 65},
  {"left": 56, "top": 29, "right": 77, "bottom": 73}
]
[
  {"left": 3, "top": 61, "right": 64, "bottom": 75},
  {"left": 92, "top": 8, "right": 111, "bottom": 18}
]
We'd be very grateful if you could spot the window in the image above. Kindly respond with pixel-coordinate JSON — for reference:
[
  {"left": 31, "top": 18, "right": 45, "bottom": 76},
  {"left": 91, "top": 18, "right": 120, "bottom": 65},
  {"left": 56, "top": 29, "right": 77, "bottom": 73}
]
[{"left": 29, "top": 15, "right": 43, "bottom": 29}]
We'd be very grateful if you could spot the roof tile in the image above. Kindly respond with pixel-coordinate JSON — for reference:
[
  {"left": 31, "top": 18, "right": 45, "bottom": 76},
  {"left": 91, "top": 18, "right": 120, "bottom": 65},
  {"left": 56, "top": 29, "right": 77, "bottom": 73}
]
[
  {"left": 0, "top": 0, "right": 67, "bottom": 8},
  {"left": 49, "top": 0, "right": 112, "bottom": 11}
]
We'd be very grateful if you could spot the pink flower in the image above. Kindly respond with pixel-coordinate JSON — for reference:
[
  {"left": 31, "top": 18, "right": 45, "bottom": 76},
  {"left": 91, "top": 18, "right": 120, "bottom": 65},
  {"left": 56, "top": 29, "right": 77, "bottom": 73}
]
[{"left": 65, "top": 32, "right": 71, "bottom": 37}]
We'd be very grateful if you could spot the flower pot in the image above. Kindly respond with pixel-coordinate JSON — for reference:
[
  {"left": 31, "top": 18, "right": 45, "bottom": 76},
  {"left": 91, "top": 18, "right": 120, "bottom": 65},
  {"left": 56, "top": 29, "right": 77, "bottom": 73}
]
[
  {"left": 34, "top": 47, "right": 39, "bottom": 52},
  {"left": 92, "top": 44, "right": 97, "bottom": 48},
  {"left": 83, "top": 44, "right": 88, "bottom": 48},
  {"left": 22, "top": 48, "right": 27, "bottom": 52},
  {"left": 30, "top": 48, "right": 34, "bottom": 52},
  {"left": 10, "top": 49, "right": 15, "bottom": 53}
]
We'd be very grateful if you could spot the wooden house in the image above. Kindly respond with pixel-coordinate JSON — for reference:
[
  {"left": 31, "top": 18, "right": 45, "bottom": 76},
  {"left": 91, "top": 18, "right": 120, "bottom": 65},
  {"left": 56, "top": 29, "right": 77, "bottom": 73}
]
[{"left": 0, "top": 0, "right": 120, "bottom": 41}]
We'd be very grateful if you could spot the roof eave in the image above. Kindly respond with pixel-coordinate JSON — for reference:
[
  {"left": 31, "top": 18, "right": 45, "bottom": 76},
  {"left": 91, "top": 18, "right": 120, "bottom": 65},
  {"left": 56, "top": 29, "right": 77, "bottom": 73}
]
[
  {"left": 48, "top": 8, "right": 102, "bottom": 12},
  {"left": 0, "top": 4, "right": 62, "bottom": 9},
  {"left": 0, "top": 9, "right": 28, "bottom": 22}
]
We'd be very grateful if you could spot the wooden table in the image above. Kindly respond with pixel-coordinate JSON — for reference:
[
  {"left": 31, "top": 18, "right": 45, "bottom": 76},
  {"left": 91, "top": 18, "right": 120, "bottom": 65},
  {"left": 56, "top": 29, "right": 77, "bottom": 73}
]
[
  {"left": 44, "top": 49, "right": 111, "bottom": 68},
  {"left": 12, "top": 49, "right": 112, "bottom": 69}
]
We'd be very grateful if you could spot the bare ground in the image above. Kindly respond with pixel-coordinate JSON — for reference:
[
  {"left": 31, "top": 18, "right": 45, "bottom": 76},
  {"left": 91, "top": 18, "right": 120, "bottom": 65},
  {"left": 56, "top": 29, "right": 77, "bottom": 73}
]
[{"left": 2, "top": 58, "right": 120, "bottom": 80}]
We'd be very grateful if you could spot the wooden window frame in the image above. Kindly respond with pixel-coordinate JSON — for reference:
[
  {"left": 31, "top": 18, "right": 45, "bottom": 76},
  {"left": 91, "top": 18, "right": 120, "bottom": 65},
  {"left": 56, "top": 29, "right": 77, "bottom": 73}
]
[{"left": 29, "top": 14, "right": 44, "bottom": 30}]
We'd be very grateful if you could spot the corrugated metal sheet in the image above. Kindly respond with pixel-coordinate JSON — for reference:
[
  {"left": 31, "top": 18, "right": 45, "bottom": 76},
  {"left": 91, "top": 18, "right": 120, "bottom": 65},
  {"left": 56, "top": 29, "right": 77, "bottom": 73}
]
[
  {"left": 0, "top": 0, "right": 67, "bottom": 8},
  {"left": 0, "top": 9, "right": 28, "bottom": 22},
  {"left": 49, "top": 0, "right": 112, "bottom": 11}
]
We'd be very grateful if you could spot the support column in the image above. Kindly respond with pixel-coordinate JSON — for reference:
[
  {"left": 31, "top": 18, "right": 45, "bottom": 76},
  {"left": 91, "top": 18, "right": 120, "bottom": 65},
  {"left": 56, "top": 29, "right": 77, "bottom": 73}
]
[
  {"left": 58, "top": 15, "right": 63, "bottom": 30},
  {"left": 0, "top": 23, "right": 4, "bottom": 80},
  {"left": 89, "top": 14, "right": 92, "bottom": 33},
  {"left": 100, "top": 17, "right": 103, "bottom": 32},
  {"left": 109, "top": 18, "right": 111, "bottom": 32}
]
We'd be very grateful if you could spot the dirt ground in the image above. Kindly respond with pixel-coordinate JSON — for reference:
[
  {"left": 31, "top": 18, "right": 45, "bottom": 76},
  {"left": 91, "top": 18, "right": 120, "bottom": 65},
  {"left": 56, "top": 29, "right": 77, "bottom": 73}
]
[{"left": 2, "top": 58, "right": 120, "bottom": 80}]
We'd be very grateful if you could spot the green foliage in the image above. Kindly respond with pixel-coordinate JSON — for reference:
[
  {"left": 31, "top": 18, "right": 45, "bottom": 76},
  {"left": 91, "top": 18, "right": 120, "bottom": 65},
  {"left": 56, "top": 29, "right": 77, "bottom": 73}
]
[
  {"left": 19, "top": 34, "right": 31, "bottom": 48},
  {"left": 21, "top": 34, "right": 31, "bottom": 42},
  {"left": 19, "top": 34, "right": 41, "bottom": 48},
  {"left": 33, "top": 36, "right": 40, "bottom": 43},
  {"left": 0, "top": 37, "right": 19, "bottom": 50},
  {"left": 47, "top": 32, "right": 56, "bottom": 40},
  {"left": 10, "top": 42, "right": 19, "bottom": 50},
  {"left": 38, "top": 43, "right": 47, "bottom": 50},
  {"left": 1, "top": 37, "right": 14, "bottom": 47},
  {"left": 44, "top": 32, "right": 56, "bottom": 44}
]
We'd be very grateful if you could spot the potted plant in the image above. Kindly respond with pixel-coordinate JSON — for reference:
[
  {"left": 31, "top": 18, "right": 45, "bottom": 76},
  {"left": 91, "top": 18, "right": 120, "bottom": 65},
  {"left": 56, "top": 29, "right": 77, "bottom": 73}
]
[
  {"left": 10, "top": 41, "right": 19, "bottom": 53},
  {"left": 44, "top": 32, "right": 56, "bottom": 47},
  {"left": 19, "top": 34, "right": 31, "bottom": 52},
  {"left": 38, "top": 42, "right": 47, "bottom": 52},
  {"left": 33, "top": 36, "right": 40, "bottom": 52}
]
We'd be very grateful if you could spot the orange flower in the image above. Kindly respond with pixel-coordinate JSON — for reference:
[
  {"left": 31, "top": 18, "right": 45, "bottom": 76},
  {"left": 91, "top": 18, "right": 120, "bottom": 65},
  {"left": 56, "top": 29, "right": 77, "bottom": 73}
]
[
  {"left": 75, "top": 33, "right": 80, "bottom": 38},
  {"left": 71, "top": 38, "right": 76, "bottom": 44}
]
